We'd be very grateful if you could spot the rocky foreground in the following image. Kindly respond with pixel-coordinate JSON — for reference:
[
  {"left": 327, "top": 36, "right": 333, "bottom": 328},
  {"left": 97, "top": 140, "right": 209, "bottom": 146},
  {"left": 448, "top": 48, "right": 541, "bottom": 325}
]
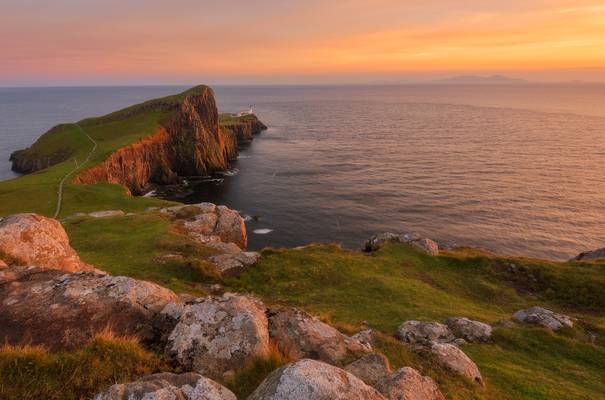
[{"left": 1, "top": 209, "right": 591, "bottom": 400}]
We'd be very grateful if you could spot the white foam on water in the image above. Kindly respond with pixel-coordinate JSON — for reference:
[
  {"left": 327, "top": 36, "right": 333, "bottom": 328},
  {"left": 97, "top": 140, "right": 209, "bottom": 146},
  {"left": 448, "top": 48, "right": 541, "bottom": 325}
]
[
  {"left": 143, "top": 190, "right": 156, "bottom": 197},
  {"left": 254, "top": 228, "right": 273, "bottom": 235},
  {"left": 218, "top": 168, "right": 239, "bottom": 176}
]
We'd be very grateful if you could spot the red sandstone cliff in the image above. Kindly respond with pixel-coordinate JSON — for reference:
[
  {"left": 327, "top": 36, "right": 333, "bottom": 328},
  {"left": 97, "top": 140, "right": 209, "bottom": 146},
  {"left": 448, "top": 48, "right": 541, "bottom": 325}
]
[{"left": 74, "top": 86, "right": 264, "bottom": 195}]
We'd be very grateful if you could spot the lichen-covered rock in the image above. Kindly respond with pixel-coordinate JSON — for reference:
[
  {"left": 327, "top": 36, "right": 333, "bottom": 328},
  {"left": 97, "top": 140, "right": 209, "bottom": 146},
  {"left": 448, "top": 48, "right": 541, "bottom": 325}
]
[
  {"left": 0, "top": 213, "right": 96, "bottom": 272},
  {"left": 208, "top": 251, "right": 260, "bottom": 276},
  {"left": 513, "top": 307, "right": 573, "bottom": 330},
  {"left": 0, "top": 266, "right": 179, "bottom": 351},
  {"left": 344, "top": 353, "right": 392, "bottom": 386},
  {"left": 396, "top": 321, "right": 455, "bottom": 346},
  {"left": 268, "top": 308, "right": 370, "bottom": 366},
  {"left": 248, "top": 359, "right": 386, "bottom": 400},
  {"left": 351, "top": 329, "right": 379, "bottom": 349},
  {"left": 430, "top": 343, "right": 484, "bottom": 386},
  {"left": 364, "top": 233, "right": 438, "bottom": 255},
  {"left": 573, "top": 246, "right": 605, "bottom": 262},
  {"left": 444, "top": 317, "right": 492, "bottom": 342},
  {"left": 376, "top": 367, "right": 445, "bottom": 400},
  {"left": 165, "top": 293, "right": 269, "bottom": 379},
  {"left": 94, "top": 372, "right": 236, "bottom": 400},
  {"left": 214, "top": 206, "right": 247, "bottom": 249}
]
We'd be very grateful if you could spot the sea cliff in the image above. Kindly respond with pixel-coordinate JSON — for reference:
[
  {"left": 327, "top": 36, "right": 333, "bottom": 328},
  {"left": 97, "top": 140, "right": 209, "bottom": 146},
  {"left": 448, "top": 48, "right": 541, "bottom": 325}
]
[{"left": 9, "top": 86, "right": 267, "bottom": 195}]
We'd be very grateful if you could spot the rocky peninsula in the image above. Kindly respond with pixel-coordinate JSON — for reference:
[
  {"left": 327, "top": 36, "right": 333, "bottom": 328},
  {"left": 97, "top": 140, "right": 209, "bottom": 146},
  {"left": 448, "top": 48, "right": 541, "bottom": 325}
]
[{"left": 0, "top": 85, "right": 604, "bottom": 400}]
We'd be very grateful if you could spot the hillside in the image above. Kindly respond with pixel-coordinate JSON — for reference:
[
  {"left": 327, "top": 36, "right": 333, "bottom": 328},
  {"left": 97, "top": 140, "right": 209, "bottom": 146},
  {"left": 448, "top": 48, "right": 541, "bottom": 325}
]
[{"left": 0, "top": 85, "right": 266, "bottom": 217}]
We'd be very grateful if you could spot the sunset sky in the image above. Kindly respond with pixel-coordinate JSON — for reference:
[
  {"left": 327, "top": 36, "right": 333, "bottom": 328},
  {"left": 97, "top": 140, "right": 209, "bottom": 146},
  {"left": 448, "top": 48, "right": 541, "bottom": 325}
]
[{"left": 2, "top": 0, "right": 605, "bottom": 86}]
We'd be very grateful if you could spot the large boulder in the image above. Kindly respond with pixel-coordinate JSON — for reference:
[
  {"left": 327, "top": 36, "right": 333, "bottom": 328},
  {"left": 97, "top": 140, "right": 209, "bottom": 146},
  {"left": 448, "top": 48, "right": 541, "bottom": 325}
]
[
  {"left": 344, "top": 352, "right": 392, "bottom": 386},
  {"left": 165, "top": 293, "right": 270, "bottom": 379},
  {"left": 0, "top": 213, "right": 96, "bottom": 272},
  {"left": 94, "top": 372, "right": 236, "bottom": 400},
  {"left": 268, "top": 308, "right": 370, "bottom": 366},
  {"left": 444, "top": 317, "right": 492, "bottom": 342},
  {"left": 573, "top": 246, "right": 605, "bottom": 262},
  {"left": 364, "top": 233, "right": 438, "bottom": 255},
  {"left": 0, "top": 266, "right": 178, "bottom": 350},
  {"left": 160, "top": 203, "right": 247, "bottom": 250},
  {"left": 430, "top": 343, "right": 484, "bottom": 386},
  {"left": 248, "top": 359, "right": 386, "bottom": 400},
  {"left": 208, "top": 251, "right": 260, "bottom": 276},
  {"left": 376, "top": 367, "right": 445, "bottom": 400},
  {"left": 396, "top": 321, "right": 455, "bottom": 346},
  {"left": 513, "top": 307, "right": 573, "bottom": 330}
]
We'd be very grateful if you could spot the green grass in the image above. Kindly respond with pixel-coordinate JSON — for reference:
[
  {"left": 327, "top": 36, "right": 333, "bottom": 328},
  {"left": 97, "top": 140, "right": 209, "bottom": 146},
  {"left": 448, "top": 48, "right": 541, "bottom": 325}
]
[
  {"left": 65, "top": 213, "right": 220, "bottom": 295},
  {"left": 0, "top": 332, "right": 164, "bottom": 400}
]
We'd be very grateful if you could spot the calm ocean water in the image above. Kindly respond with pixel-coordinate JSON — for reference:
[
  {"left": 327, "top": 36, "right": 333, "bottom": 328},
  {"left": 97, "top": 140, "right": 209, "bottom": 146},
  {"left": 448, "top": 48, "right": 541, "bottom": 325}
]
[{"left": 1, "top": 84, "right": 605, "bottom": 259}]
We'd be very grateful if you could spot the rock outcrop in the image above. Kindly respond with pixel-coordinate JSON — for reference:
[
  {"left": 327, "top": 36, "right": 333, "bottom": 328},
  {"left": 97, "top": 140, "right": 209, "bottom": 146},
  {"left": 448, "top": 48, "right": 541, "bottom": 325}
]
[
  {"left": 0, "top": 266, "right": 178, "bottom": 350},
  {"left": 220, "top": 115, "right": 267, "bottom": 142},
  {"left": 444, "top": 317, "right": 492, "bottom": 342},
  {"left": 376, "top": 367, "right": 445, "bottom": 400},
  {"left": 344, "top": 352, "right": 392, "bottom": 386},
  {"left": 430, "top": 343, "right": 484, "bottom": 386},
  {"left": 365, "top": 233, "right": 439, "bottom": 255},
  {"left": 164, "top": 293, "right": 270, "bottom": 379},
  {"left": 268, "top": 308, "right": 371, "bottom": 366},
  {"left": 573, "top": 246, "right": 605, "bottom": 262},
  {"left": 94, "top": 372, "right": 236, "bottom": 400},
  {"left": 396, "top": 321, "right": 455, "bottom": 347},
  {"left": 513, "top": 307, "right": 573, "bottom": 330},
  {"left": 160, "top": 203, "right": 248, "bottom": 250},
  {"left": 0, "top": 213, "right": 96, "bottom": 272},
  {"left": 72, "top": 86, "right": 265, "bottom": 195},
  {"left": 208, "top": 251, "right": 260, "bottom": 276},
  {"left": 248, "top": 359, "right": 386, "bottom": 400}
]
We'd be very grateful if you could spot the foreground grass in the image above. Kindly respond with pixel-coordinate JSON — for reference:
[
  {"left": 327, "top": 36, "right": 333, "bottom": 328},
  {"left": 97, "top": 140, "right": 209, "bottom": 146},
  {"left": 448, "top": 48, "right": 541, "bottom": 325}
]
[
  {"left": 0, "top": 333, "right": 164, "bottom": 400},
  {"left": 65, "top": 213, "right": 219, "bottom": 295}
]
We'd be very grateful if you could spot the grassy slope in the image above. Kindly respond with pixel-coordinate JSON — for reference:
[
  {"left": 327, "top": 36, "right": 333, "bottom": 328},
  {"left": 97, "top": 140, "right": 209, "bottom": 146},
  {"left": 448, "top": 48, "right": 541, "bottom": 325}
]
[
  {"left": 0, "top": 85, "right": 248, "bottom": 218},
  {"left": 61, "top": 215, "right": 605, "bottom": 399}
]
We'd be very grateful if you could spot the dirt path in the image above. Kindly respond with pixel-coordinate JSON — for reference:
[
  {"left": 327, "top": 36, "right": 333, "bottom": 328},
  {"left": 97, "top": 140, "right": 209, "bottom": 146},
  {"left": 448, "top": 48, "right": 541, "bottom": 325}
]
[{"left": 52, "top": 124, "right": 97, "bottom": 219}]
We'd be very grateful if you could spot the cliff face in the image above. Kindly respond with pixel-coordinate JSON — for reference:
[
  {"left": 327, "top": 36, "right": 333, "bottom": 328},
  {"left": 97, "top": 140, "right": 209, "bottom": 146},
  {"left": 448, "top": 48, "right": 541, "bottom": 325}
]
[
  {"left": 222, "top": 118, "right": 268, "bottom": 142},
  {"left": 10, "top": 125, "right": 74, "bottom": 173},
  {"left": 74, "top": 87, "right": 260, "bottom": 195}
]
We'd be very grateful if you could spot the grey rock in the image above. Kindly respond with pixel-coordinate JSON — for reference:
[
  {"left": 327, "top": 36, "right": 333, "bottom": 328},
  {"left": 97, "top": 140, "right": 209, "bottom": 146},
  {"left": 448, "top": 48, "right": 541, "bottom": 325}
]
[
  {"left": 376, "top": 367, "right": 445, "bottom": 400},
  {"left": 93, "top": 372, "right": 236, "bottom": 400},
  {"left": 208, "top": 251, "right": 260, "bottom": 276},
  {"left": 165, "top": 293, "right": 270, "bottom": 379},
  {"left": 513, "top": 307, "right": 573, "bottom": 330},
  {"left": 430, "top": 343, "right": 484, "bottom": 386},
  {"left": 573, "top": 246, "right": 605, "bottom": 262},
  {"left": 396, "top": 321, "right": 455, "bottom": 346},
  {"left": 364, "top": 233, "right": 438, "bottom": 255},
  {"left": 268, "top": 308, "right": 371, "bottom": 366},
  {"left": 444, "top": 317, "right": 492, "bottom": 342},
  {"left": 248, "top": 359, "right": 386, "bottom": 400},
  {"left": 351, "top": 329, "right": 379, "bottom": 349},
  {"left": 88, "top": 210, "right": 126, "bottom": 218},
  {"left": 344, "top": 352, "right": 392, "bottom": 386}
]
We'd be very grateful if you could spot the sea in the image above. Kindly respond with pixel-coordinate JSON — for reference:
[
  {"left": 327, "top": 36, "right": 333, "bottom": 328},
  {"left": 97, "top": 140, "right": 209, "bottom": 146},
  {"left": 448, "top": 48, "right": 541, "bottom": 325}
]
[{"left": 1, "top": 84, "right": 604, "bottom": 260}]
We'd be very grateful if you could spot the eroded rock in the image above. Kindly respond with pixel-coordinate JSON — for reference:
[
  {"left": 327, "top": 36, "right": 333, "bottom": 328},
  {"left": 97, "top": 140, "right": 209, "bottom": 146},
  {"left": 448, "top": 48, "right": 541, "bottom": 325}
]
[
  {"left": 364, "top": 233, "right": 439, "bottom": 255},
  {"left": 88, "top": 210, "right": 126, "bottom": 218},
  {"left": 344, "top": 352, "right": 392, "bottom": 386},
  {"left": 573, "top": 246, "right": 605, "bottom": 262},
  {"left": 444, "top": 317, "right": 492, "bottom": 342},
  {"left": 94, "top": 372, "right": 236, "bottom": 400},
  {"left": 165, "top": 293, "right": 270, "bottom": 379},
  {"left": 268, "top": 308, "right": 370, "bottom": 366},
  {"left": 430, "top": 343, "right": 483, "bottom": 386},
  {"left": 208, "top": 251, "right": 260, "bottom": 276},
  {"left": 513, "top": 307, "right": 573, "bottom": 330},
  {"left": 376, "top": 367, "right": 445, "bottom": 400},
  {"left": 0, "top": 213, "right": 96, "bottom": 272},
  {"left": 0, "top": 266, "right": 179, "bottom": 351},
  {"left": 396, "top": 321, "right": 455, "bottom": 346},
  {"left": 248, "top": 359, "right": 386, "bottom": 400}
]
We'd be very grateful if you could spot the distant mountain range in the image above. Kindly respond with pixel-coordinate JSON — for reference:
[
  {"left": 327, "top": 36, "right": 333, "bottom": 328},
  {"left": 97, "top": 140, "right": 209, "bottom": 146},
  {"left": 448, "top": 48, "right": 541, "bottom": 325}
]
[{"left": 431, "top": 75, "right": 528, "bottom": 84}]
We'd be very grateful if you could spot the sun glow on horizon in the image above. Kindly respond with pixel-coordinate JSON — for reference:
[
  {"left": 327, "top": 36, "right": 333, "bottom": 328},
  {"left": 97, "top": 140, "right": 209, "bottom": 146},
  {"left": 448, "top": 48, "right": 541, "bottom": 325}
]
[{"left": 1, "top": 0, "right": 605, "bottom": 85}]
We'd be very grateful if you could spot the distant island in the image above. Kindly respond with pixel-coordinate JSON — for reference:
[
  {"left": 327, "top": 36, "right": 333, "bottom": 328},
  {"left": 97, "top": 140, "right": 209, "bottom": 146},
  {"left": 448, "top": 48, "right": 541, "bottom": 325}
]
[{"left": 431, "top": 75, "right": 528, "bottom": 84}]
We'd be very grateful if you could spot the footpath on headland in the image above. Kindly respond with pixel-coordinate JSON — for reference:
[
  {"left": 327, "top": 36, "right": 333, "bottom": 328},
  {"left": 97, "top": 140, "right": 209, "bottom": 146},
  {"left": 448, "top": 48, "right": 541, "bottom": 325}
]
[{"left": 52, "top": 123, "right": 97, "bottom": 218}]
